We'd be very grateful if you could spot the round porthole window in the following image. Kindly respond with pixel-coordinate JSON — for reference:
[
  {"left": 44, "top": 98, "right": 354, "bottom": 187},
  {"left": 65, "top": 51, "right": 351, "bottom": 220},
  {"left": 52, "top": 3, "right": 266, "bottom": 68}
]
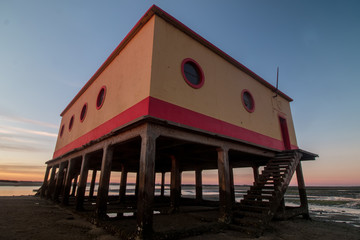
[
  {"left": 80, "top": 103, "right": 87, "bottom": 122},
  {"left": 96, "top": 86, "right": 106, "bottom": 110},
  {"left": 181, "top": 58, "right": 204, "bottom": 89},
  {"left": 241, "top": 90, "right": 255, "bottom": 113},
  {"left": 60, "top": 124, "right": 65, "bottom": 137},
  {"left": 69, "top": 115, "right": 74, "bottom": 131}
]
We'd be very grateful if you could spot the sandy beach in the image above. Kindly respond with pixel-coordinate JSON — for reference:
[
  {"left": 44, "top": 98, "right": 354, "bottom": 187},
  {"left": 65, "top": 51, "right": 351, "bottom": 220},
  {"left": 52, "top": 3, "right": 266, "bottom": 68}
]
[{"left": 0, "top": 195, "right": 359, "bottom": 240}]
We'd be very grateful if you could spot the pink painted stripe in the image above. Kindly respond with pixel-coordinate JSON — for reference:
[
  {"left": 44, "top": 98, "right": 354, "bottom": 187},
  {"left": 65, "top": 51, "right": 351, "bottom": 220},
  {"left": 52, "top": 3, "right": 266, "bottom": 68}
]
[
  {"left": 148, "top": 97, "right": 297, "bottom": 151},
  {"left": 53, "top": 96, "right": 297, "bottom": 158},
  {"left": 53, "top": 98, "right": 150, "bottom": 158}
]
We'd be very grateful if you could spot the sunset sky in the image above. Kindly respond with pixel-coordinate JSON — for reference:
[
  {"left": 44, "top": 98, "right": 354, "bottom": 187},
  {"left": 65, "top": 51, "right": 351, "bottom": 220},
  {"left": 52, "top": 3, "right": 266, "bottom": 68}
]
[{"left": 1, "top": 1, "right": 359, "bottom": 186}]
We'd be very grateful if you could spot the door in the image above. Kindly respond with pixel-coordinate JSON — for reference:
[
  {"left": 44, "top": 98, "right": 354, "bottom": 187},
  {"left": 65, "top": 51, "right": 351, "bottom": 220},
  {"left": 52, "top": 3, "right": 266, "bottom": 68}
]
[{"left": 279, "top": 117, "right": 291, "bottom": 150}]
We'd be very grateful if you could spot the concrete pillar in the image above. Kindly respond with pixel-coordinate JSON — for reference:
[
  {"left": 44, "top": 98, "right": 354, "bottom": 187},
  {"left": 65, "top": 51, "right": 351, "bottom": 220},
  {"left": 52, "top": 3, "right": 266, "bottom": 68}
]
[
  {"left": 96, "top": 145, "right": 114, "bottom": 218},
  {"left": 53, "top": 161, "right": 67, "bottom": 201},
  {"left": 195, "top": 169, "right": 202, "bottom": 202},
  {"left": 47, "top": 165, "right": 57, "bottom": 199},
  {"left": 89, "top": 170, "right": 97, "bottom": 199},
  {"left": 40, "top": 166, "right": 51, "bottom": 198},
  {"left": 296, "top": 161, "right": 310, "bottom": 219},
  {"left": 136, "top": 132, "right": 157, "bottom": 237},
  {"left": 170, "top": 155, "right": 181, "bottom": 212},
  {"left": 217, "top": 147, "right": 232, "bottom": 223},
  {"left": 76, "top": 154, "right": 90, "bottom": 210},
  {"left": 119, "top": 165, "right": 127, "bottom": 202},
  {"left": 62, "top": 159, "right": 76, "bottom": 205}
]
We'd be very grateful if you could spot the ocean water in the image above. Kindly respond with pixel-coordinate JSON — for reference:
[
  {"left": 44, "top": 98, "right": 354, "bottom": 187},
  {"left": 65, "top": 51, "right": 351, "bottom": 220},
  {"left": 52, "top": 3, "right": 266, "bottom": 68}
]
[
  {"left": 1, "top": 184, "right": 359, "bottom": 227},
  {"left": 0, "top": 185, "right": 41, "bottom": 196}
]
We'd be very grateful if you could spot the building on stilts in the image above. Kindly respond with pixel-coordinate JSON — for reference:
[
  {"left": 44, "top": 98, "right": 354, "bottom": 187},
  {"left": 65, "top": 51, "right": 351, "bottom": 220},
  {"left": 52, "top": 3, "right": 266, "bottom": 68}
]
[{"left": 41, "top": 5, "right": 318, "bottom": 238}]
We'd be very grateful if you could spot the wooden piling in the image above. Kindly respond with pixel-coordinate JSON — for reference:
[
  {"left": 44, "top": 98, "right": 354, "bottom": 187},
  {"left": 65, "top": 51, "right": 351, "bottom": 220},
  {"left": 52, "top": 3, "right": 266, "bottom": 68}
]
[
  {"left": 62, "top": 159, "right": 76, "bottom": 205},
  {"left": 119, "top": 165, "right": 127, "bottom": 202},
  {"left": 89, "top": 169, "right": 97, "bottom": 199},
  {"left": 160, "top": 172, "right": 165, "bottom": 197},
  {"left": 40, "top": 166, "right": 51, "bottom": 198},
  {"left": 170, "top": 155, "right": 181, "bottom": 212},
  {"left": 136, "top": 131, "right": 157, "bottom": 237},
  {"left": 252, "top": 165, "right": 259, "bottom": 183},
  {"left": 217, "top": 147, "right": 232, "bottom": 223},
  {"left": 53, "top": 161, "right": 67, "bottom": 201},
  {"left": 195, "top": 169, "right": 202, "bottom": 202},
  {"left": 96, "top": 146, "right": 114, "bottom": 218},
  {"left": 76, "top": 154, "right": 90, "bottom": 210},
  {"left": 71, "top": 175, "right": 78, "bottom": 196},
  {"left": 296, "top": 161, "right": 310, "bottom": 219},
  {"left": 47, "top": 166, "right": 57, "bottom": 199}
]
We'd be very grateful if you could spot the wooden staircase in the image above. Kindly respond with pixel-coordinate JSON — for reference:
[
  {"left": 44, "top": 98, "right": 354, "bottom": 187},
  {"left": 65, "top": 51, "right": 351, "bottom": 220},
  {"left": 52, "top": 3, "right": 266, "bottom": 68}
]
[{"left": 232, "top": 150, "right": 303, "bottom": 236}]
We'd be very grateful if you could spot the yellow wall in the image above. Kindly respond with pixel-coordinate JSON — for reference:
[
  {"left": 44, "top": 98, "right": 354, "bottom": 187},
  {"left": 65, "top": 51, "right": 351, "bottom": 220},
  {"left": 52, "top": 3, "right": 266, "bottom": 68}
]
[
  {"left": 150, "top": 16, "right": 298, "bottom": 147},
  {"left": 54, "top": 13, "right": 299, "bottom": 156},
  {"left": 54, "top": 16, "right": 156, "bottom": 152}
]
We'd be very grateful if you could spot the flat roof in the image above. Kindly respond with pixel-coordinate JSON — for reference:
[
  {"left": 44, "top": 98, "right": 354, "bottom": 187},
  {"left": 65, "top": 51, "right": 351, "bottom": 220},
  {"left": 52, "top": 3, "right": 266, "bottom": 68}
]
[{"left": 61, "top": 5, "right": 293, "bottom": 116}]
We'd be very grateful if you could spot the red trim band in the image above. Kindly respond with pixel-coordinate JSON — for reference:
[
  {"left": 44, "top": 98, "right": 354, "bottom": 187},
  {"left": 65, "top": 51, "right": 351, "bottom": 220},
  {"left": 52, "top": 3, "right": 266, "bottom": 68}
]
[
  {"left": 54, "top": 96, "right": 297, "bottom": 159},
  {"left": 53, "top": 97, "right": 150, "bottom": 158}
]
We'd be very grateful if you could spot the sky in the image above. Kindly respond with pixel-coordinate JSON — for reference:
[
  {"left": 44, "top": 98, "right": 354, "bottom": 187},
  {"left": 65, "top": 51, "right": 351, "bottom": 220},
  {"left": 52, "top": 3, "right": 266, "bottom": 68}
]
[{"left": 0, "top": 0, "right": 359, "bottom": 186}]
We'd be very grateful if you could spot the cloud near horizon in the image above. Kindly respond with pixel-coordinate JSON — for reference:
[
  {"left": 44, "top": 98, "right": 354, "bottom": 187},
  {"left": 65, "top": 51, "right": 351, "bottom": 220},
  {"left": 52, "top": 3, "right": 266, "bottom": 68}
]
[{"left": 0, "top": 114, "right": 58, "bottom": 129}]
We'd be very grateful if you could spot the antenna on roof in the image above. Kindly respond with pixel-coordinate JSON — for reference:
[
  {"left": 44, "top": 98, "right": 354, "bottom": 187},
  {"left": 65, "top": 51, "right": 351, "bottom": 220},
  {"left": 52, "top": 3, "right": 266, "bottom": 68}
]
[{"left": 273, "top": 66, "right": 279, "bottom": 98}]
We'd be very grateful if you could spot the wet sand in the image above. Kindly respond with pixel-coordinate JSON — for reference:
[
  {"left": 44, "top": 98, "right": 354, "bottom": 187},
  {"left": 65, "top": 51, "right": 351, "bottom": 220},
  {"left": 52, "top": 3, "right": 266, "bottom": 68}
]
[{"left": 0, "top": 196, "right": 359, "bottom": 240}]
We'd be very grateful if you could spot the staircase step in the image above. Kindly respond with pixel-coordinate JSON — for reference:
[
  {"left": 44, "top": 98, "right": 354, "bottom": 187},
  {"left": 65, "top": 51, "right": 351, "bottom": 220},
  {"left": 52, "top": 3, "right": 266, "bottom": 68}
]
[
  {"left": 260, "top": 175, "right": 285, "bottom": 180},
  {"left": 265, "top": 166, "right": 289, "bottom": 171},
  {"left": 248, "top": 189, "right": 274, "bottom": 195},
  {"left": 262, "top": 169, "right": 287, "bottom": 173},
  {"left": 244, "top": 195, "right": 274, "bottom": 201},
  {"left": 239, "top": 151, "right": 302, "bottom": 232},
  {"left": 241, "top": 199, "right": 271, "bottom": 207},
  {"left": 258, "top": 179, "right": 283, "bottom": 184},
  {"left": 251, "top": 186, "right": 276, "bottom": 190},
  {"left": 265, "top": 164, "right": 290, "bottom": 169}
]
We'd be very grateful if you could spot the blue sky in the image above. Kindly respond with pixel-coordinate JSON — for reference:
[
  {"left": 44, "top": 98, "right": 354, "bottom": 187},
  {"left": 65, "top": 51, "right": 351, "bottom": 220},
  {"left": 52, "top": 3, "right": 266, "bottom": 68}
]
[{"left": 0, "top": 0, "right": 359, "bottom": 185}]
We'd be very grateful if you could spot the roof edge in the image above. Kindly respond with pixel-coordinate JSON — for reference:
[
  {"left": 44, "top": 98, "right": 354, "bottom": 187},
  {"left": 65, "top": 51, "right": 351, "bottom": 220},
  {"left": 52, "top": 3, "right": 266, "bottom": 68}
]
[{"left": 61, "top": 5, "right": 292, "bottom": 116}]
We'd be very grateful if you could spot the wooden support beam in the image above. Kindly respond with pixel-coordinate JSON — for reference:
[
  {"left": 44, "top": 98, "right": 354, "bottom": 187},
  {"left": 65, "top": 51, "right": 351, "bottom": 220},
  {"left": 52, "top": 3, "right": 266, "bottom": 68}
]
[
  {"left": 119, "top": 165, "right": 127, "bottom": 202},
  {"left": 217, "top": 147, "right": 232, "bottom": 223},
  {"left": 195, "top": 169, "right": 202, "bottom": 202},
  {"left": 62, "top": 159, "right": 76, "bottom": 205},
  {"left": 47, "top": 165, "right": 57, "bottom": 199},
  {"left": 96, "top": 146, "right": 114, "bottom": 218},
  {"left": 53, "top": 161, "right": 67, "bottom": 201},
  {"left": 76, "top": 154, "right": 90, "bottom": 210},
  {"left": 160, "top": 172, "right": 165, "bottom": 197},
  {"left": 170, "top": 155, "right": 181, "bottom": 212},
  {"left": 89, "top": 170, "right": 97, "bottom": 199},
  {"left": 296, "top": 161, "right": 310, "bottom": 219},
  {"left": 40, "top": 166, "right": 51, "bottom": 198},
  {"left": 136, "top": 130, "right": 157, "bottom": 238}
]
